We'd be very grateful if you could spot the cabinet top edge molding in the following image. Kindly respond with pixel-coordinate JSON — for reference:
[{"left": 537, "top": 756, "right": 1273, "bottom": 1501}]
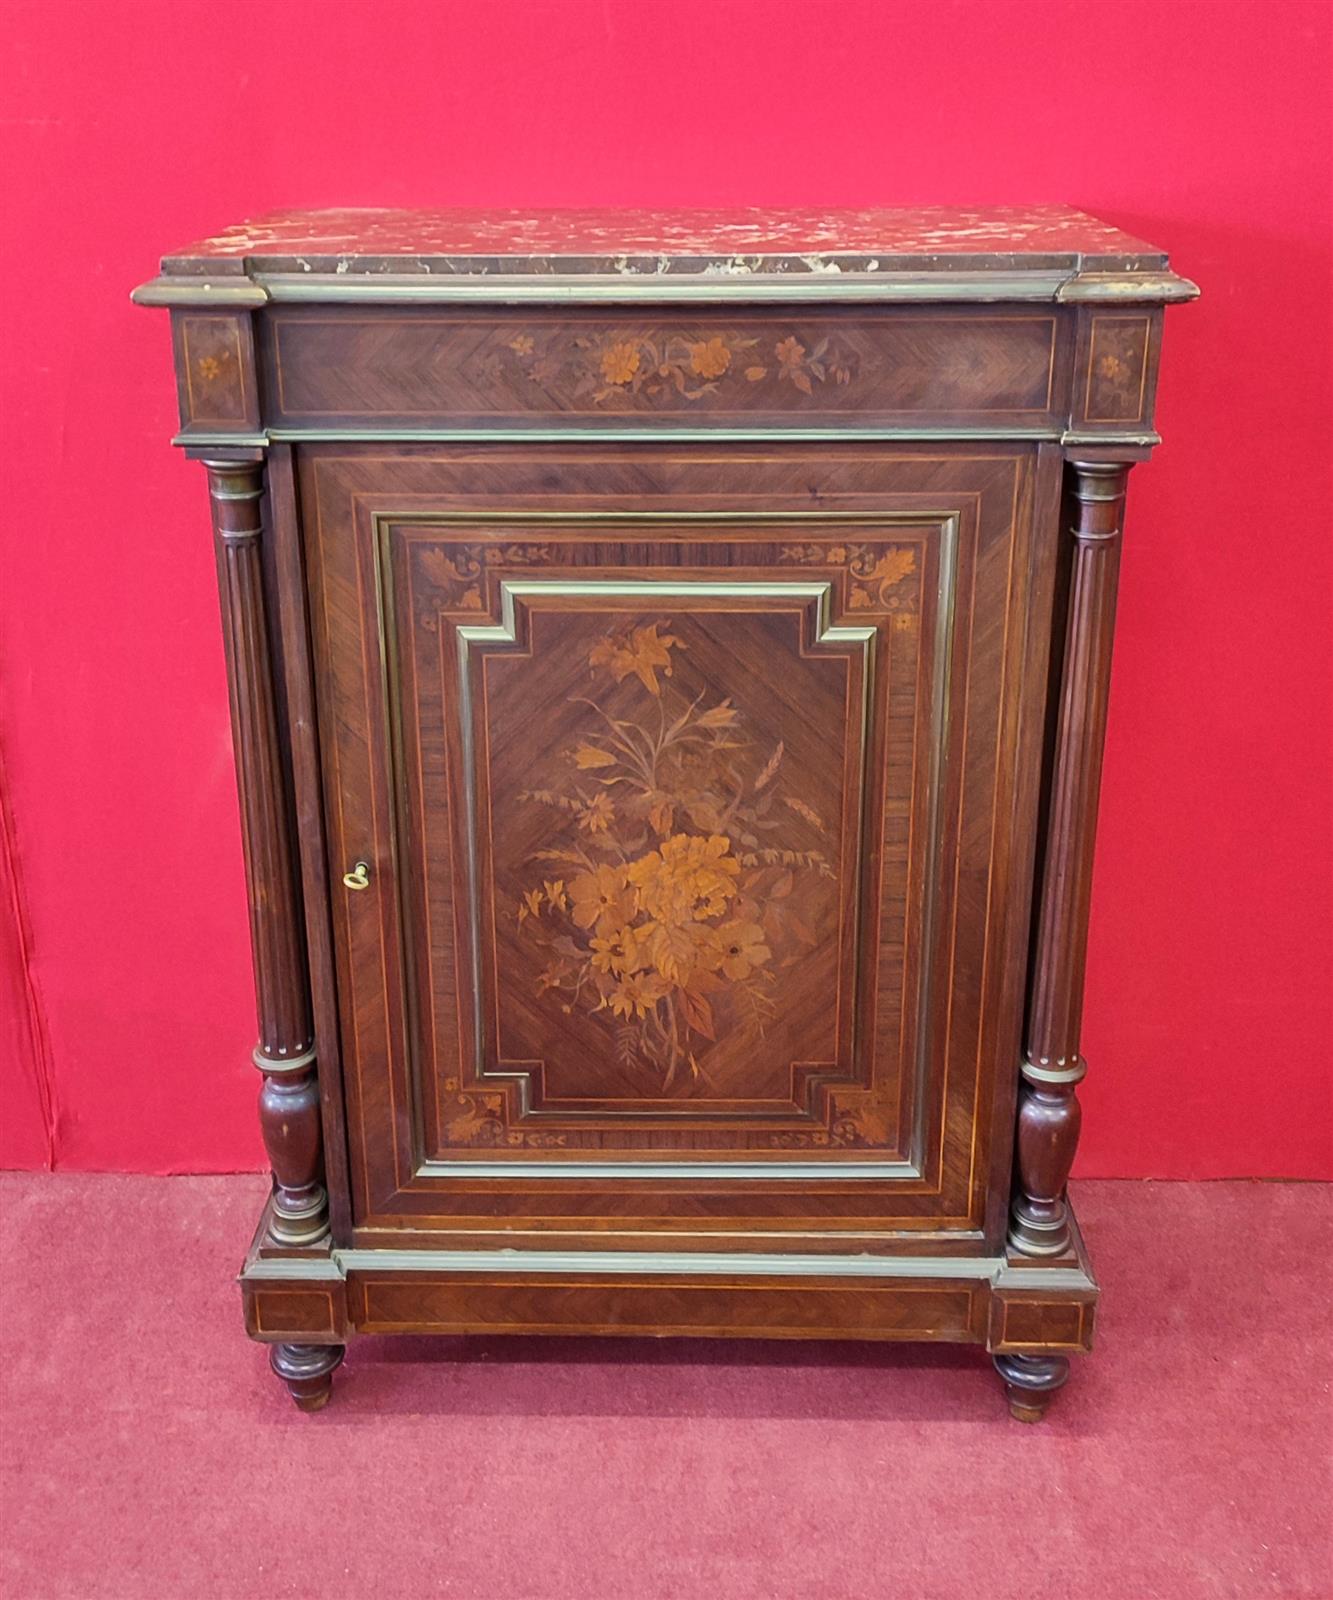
[{"left": 131, "top": 205, "right": 1200, "bottom": 307}]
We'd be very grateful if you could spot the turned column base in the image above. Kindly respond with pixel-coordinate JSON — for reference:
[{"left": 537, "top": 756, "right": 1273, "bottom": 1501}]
[
  {"left": 266, "top": 1187, "right": 331, "bottom": 1248},
  {"left": 269, "top": 1342, "right": 345, "bottom": 1411},
  {"left": 1007, "top": 1195, "right": 1073, "bottom": 1258},
  {"left": 993, "top": 1352, "right": 1070, "bottom": 1422}
]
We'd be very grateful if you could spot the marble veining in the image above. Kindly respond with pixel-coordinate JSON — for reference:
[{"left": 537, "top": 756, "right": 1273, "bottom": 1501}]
[{"left": 157, "top": 205, "right": 1171, "bottom": 279}]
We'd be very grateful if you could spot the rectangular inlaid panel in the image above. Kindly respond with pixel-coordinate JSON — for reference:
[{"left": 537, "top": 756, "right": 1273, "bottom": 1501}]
[
  {"left": 264, "top": 307, "right": 1069, "bottom": 429},
  {"left": 1072, "top": 306, "right": 1162, "bottom": 433},
  {"left": 349, "top": 1273, "right": 985, "bottom": 1342},
  {"left": 397, "top": 538, "right": 926, "bottom": 1160},
  {"left": 303, "top": 444, "right": 1055, "bottom": 1243},
  {"left": 461, "top": 600, "right": 866, "bottom": 1119},
  {"left": 989, "top": 1294, "right": 1096, "bottom": 1353},
  {"left": 244, "top": 1286, "right": 345, "bottom": 1340},
  {"left": 171, "top": 309, "right": 260, "bottom": 433}
]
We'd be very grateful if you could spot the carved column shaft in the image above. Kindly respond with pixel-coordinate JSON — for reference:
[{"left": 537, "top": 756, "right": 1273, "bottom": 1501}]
[
  {"left": 1010, "top": 460, "right": 1130, "bottom": 1256},
  {"left": 205, "top": 458, "right": 328, "bottom": 1246}
]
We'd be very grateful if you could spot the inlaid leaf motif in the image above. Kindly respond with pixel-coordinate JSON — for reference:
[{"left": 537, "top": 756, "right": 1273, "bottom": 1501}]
[
  {"left": 862, "top": 549, "right": 915, "bottom": 591},
  {"left": 830, "top": 1091, "right": 895, "bottom": 1148},
  {"left": 419, "top": 547, "right": 484, "bottom": 611},
  {"left": 783, "top": 797, "right": 825, "bottom": 830},
  {"left": 572, "top": 744, "right": 617, "bottom": 769},
  {"left": 447, "top": 1091, "right": 505, "bottom": 1146},
  {"left": 680, "top": 987, "right": 717, "bottom": 1041},
  {"left": 755, "top": 741, "right": 784, "bottom": 789},
  {"left": 778, "top": 541, "right": 919, "bottom": 615},
  {"left": 416, "top": 543, "right": 554, "bottom": 623}
]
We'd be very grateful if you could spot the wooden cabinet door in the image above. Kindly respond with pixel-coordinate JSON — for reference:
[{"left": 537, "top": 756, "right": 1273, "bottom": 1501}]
[{"left": 302, "top": 442, "right": 1059, "bottom": 1252}]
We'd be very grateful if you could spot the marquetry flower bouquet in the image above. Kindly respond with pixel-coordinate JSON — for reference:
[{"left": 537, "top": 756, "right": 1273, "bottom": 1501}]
[{"left": 516, "top": 620, "right": 834, "bottom": 1088}]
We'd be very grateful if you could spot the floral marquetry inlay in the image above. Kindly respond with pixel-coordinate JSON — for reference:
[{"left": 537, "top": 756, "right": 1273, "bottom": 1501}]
[
  {"left": 1084, "top": 315, "right": 1151, "bottom": 424},
  {"left": 778, "top": 542, "right": 919, "bottom": 616},
  {"left": 438, "top": 1085, "right": 570, "bottom": 1149},
  {"left": 514, "top": 621, "right": 837, "bottom": 1091},
  {"left": 413, "top": 543, "right": 554, "bottom": 621},
  {"left": 505, "top": 328, "right": 858, "bottom": 405}
]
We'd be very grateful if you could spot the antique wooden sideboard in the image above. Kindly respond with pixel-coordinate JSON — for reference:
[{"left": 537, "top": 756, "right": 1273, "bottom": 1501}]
[{"left": 134, "top": 208, "right": 1196, "bottom": 1418}]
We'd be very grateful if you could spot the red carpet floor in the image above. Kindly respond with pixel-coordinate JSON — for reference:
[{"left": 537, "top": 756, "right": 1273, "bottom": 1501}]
[{"left": 1, "top": 1175, "right": 1329, "bottom": 1599}]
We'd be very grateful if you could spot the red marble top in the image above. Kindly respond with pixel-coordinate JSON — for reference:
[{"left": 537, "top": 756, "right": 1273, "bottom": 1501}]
[{"left": 158, "top": 206, "right": 1170, "bottom": 277}]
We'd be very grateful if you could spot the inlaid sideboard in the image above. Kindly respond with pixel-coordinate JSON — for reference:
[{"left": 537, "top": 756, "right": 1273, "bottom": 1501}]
[{"left": 134, "top": 207, "right": 1197, "bottom": 1418}]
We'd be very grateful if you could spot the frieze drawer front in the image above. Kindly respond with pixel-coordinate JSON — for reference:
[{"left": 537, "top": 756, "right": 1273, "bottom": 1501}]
[
  {"left": 261, "top": 307, "right": 1071, "bottom": 433},
  {"left": 134, "top": 206, "right": 1197, "bottom": 1418}
]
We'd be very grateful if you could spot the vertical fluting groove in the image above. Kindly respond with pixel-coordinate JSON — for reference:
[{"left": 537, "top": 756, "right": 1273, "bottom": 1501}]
[
  {"left": 204, "top": 459, "right": 328, "bottom": 1246},
  {"left": 1009, "top": 461, "right": 1129, "bottom": 1257}
]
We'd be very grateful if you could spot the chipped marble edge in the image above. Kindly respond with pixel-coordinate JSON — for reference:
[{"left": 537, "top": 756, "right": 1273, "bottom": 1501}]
[
  {"left": 158, "top": 247, "right": 1159, "bottom": 276},
  {"left": 132, "top": 260, "right": 1198, "bottom": 308}
]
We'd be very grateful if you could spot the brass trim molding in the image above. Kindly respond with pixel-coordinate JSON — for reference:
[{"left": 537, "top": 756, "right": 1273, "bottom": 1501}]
[
  {"left": 134, "top": 267, "right": 1198, "bottom": 310},
  {"left": 415, "top": 1158, "right": 920, "bottom": 1182},
  {"left": 131, "top": 276, "right": 269, "bottom": 308},
  {"left": 364, "top": 510, "right": 961, "bottom": 1182},
  {"left": 1058, "top": 270, "right": 1199, "bottom": 303},
  {"left": 244, "top": 1243, "right": 1097, "bottom": 1289},
  {"left": 364, "top": 508, "right": 960, "bottom": 1177},
  {"left": 172, "top": 424, "right": 1163, "bottom": 450},
  {"left": 252, "top": 1044, "right": 319, "bottom": 1077},
  {"left": 256, "top": 269, "right": 1073, "bottom": 304}
]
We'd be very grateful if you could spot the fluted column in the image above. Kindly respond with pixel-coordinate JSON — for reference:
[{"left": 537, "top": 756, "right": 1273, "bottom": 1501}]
[
  {"left": 1010, "top": 460, "right": 1130, "bottom": 1257},
  {"left": 205, "top": 458, "right": 328, "bottom": 1246}
]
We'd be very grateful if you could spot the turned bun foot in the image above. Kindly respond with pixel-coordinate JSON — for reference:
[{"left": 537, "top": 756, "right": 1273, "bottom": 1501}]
[
  {"left": 269, "top": 1342, "right": 345, "bottom": 1411},
  {"left": 993, "top": 1352, "right": 1070, "bottom": 1422}
]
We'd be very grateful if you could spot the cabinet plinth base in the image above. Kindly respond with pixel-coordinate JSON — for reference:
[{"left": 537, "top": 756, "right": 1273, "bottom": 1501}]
[{"left": 239, "top": 1199, "right": 1098, "bottom": 1416}]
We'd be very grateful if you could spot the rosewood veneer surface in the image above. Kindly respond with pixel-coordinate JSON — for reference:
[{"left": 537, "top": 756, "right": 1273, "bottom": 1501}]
[{"left": 134, "top": 206, "right": 1198, "bottom": 1417}]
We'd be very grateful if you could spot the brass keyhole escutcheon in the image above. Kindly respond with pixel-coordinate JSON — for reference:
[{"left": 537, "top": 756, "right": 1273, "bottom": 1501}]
[{"left": 342, "top": 861, "right": 371, "bottom": 891}]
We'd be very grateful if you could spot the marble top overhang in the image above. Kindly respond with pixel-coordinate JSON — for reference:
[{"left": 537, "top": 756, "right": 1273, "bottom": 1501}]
[{"left": 133, "top": 206, "right": 1199, "bottom": 307}]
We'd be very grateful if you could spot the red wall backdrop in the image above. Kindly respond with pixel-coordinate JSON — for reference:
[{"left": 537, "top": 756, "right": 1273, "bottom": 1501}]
[{"left": 3, "top": 0, "right": 1330, "bottom": 1179}]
